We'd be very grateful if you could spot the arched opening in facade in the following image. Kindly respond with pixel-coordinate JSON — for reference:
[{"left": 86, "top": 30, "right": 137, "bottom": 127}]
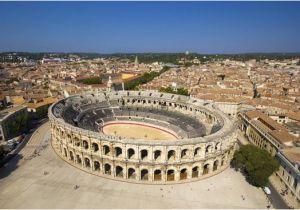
[
  {"left": 167, "top": 169, "right": 175, "bottom": 181},
  {"left": 228, "top": 148, "right": 232, "bottom": 156},
  {"left": 192, "top": 166, "right": 199, "bottom": 178},
  {"left": 141, "top": 150, "right": 148, "bottom": 160},
  {"left": 94, "top": 161, "right": 100, "bottom": 171},
  {"left": 213, "top": 160, "right": 219, "bottom": 171},
  {"left": 203, "top": 163, "right": 210, "bottom": 175},
  {"left": 116, "top": 166, "right": 123, "bottom": 178},
  {"left": 154, "top": 150, "right": 161, "bottom": 161},
  {"left": 215, "top": 142, "right": 221, "bottom": 151},
  {"left": 128, "top": 168, "right": 136, "bottom": 179},
  {"left": 92, "top": 143, "right": 99, "bottom": 152},
  {"left": 84, "top": 157, "right": 91, "bottom": 168},
  {"left": 141, "top": 169, "right": 149, "bottom": 181},
  {"left": 221, "top": 156, "right": 225, "bottom": 166},
  {"left": 67, "top": 134, "right": 72, "bottom": 143},
  {"left": 180, "top": 168, "right": 187, "bottom": 180},
  {"left": 103, "top": 145, "right": 110, "bottom": 155},
  {"left": 128, "top": 148, "right": 135, "bottom": 159},
  {"left": 83, "top": 140, "right": 89, "bottom": 150},
  {"left": 76, "top": 154, "right": 81, "bottom": 164},
  {"left": 205, "top": 145, "right": 212, "bottom": 153},
  {"left": 154, "top": 169, "right": 162, "bottom": 181},
  {"left": 63, "top": 148, "right": 67, "bottom": 157},
  {"left": 115, "top": 147, "right": 122, "bottom": 157},
  {"left": 181, "top": 149, "right": 188, "bottom": 158},
  {"left": 69, "top": 151, "right": 74, "bottom": 161},
  {"left": 104, "top": 163, "right": 111, "bottom": 175},
  {"left": 194, "top": 147, "right": 201, "bottom": 157},
  {"left": 167, "top": 150, "right": 176, "bottom": 161},
  {"left": 75, "top": 137, "right": 80, "bottom": 147}
]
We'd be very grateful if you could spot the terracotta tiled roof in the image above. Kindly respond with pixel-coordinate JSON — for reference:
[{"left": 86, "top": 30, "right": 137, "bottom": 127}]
[
  {"left": 245, "top": 110, "right": 298, "bottom": 144},
  {"left": 286, "top": 111, "right": 300, "bottom": 122},
  {"left": 281, "top": 147, "right": 300, "bottom": 164},
  {"left": 27, "top": 97, "right": 58, "bottom": 109}
]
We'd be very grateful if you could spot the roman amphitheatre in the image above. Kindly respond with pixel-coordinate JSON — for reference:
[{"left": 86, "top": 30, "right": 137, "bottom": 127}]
[{"left": 49, "top": 90, "right": 238, "bottom": 183}]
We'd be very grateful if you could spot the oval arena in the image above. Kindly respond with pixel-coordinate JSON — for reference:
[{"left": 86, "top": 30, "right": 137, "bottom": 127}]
[{"left": 49, "top": 91, "right": 238, "bottom": 184}]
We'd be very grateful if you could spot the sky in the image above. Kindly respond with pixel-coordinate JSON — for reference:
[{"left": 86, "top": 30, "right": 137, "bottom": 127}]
[{"left": 0, "top": 2, "right": 300, "bottom": 54}]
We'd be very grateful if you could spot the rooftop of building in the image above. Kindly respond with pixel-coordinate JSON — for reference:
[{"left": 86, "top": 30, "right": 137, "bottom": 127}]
[
  {"left": 287, "top": 111, "right": 300, "bottom": 122},
  {"left": 27, "top": 96, "right": 58, "bottom": 109},
  {"left": 245, "top": 110, "right": 298, "bottom": 145},
  {"left": 285, "top": 122, "right": 300, "bottom": 134},
  {"left": 281, "top": 147, "right": 300, "bottom": 164}
]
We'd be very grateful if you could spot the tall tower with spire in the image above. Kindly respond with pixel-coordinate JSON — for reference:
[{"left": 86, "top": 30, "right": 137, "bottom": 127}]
[
  {"left": 107, "top": 76, "right": 113, "bottom": 92},
  {"left": 247, "top": 67, "right": 251, "bottom": 77},
  {"left": 134, "top": 56, "right": 139, "bottom": 70}
]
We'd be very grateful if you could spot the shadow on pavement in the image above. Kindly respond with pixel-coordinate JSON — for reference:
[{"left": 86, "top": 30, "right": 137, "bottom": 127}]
[{"left": 0, "top": 154, "right": 23, "bottom": 180}]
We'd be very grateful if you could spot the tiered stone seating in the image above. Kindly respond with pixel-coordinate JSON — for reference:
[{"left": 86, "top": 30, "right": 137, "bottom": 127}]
[{"left": 54, "top": 95, "right": 210, "bottom": 138}]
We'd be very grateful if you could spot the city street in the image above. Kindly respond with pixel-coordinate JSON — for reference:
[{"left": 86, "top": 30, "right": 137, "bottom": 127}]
[
  {"left": 267, "top": 183, "right": 290, "bottom": 209},
  {"left": 0, "top": 118, "right": 48, "bottom": 167}
]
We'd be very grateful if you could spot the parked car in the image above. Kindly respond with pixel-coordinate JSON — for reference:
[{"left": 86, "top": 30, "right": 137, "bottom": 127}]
[
  {"left": 263, "top": 186, "right": 271, "bottom": 195},
  {"left": 2, "top": 144, "right": 14, "bottom": 152}
]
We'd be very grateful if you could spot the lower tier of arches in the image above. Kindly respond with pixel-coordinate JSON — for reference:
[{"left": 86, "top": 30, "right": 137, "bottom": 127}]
[{"left": 53, "top": 139, "right": 233, "bottom": 184}]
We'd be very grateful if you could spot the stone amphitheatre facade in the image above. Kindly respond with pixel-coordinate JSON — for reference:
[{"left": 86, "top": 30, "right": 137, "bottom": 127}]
[{"left": 49, "top": 91, "right": 238, "bottom": 184}]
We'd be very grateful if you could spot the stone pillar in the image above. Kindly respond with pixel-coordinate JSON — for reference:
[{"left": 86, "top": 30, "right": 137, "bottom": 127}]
[
  {"left": 100, "top": 159, "right": 104, "bottom": 175},
  {"left": 91, "top": 160, "right": 95, "bottom": 171},
  {"left": 123, "top": 165, "right": 127, "bottom": 180},
  {"left": 80, "top": 154, "right": 84, "bottom": 168},
  {"left": 174, "top": 169, "right": 180, "bottom": 181},
  {"left": 187, "top": 166, "right": 192, "bottom": 179},
  {"left": 162, "top": 169, "right": 166, "bottom": 182},
  {"left": 148, "top": 168, "right": 153, "bottom": 182},
  {"left": 207, "top": 164, "right": 210, "bottom": 175},
  {"left": 136, "top": 167, "right": 140, "bottom": 181},
  {"left": 199, "top": 164, "right": 203, "bottom": 176},
  {"left": 111, "top": 163, "right": 115, "bottom": 177}
]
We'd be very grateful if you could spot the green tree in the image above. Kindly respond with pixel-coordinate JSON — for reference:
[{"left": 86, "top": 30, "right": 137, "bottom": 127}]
[
  {"left": 79, "top": 76, "right": 102, "bottom": 85},
  {"left": 8, "top": 113, "right": 30, "bottom": 137},
  {"left": 231, "top": 144, "right": 279, "bottom": 187},
  {"left": 177, "top": 87, "right": 189, "bottom": 96},
  {"left": 184, "top": 62, "right": 193, "bottom": 67},
  {"left": 125, "top": 66, "right": 171, "bottom": 90},
  {"left": 36, "top": 104, "right": 50, "bottom": 118},
  {"left": 159, "top": 86, "right": 190, "bottom": 96}
]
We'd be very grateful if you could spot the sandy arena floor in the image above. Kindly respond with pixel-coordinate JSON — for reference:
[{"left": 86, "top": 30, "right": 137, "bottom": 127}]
[{"left": 102, "top": 122, "right": 177, "bottom": 140}]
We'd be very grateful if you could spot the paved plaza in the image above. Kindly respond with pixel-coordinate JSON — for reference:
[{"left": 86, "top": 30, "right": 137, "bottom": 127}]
[{"left": 0, "top": 122, "right": 270, "bottom": 209}]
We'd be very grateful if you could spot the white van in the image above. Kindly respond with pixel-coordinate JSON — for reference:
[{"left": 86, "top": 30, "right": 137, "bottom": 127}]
[{"left": 263, "top": 186, "right": 271, "bottom": 195}]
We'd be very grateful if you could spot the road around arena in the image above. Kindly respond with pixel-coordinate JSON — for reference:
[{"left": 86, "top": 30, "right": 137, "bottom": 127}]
[{"left": 0, "top": 121, "right": 271, "bottom": 208}]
